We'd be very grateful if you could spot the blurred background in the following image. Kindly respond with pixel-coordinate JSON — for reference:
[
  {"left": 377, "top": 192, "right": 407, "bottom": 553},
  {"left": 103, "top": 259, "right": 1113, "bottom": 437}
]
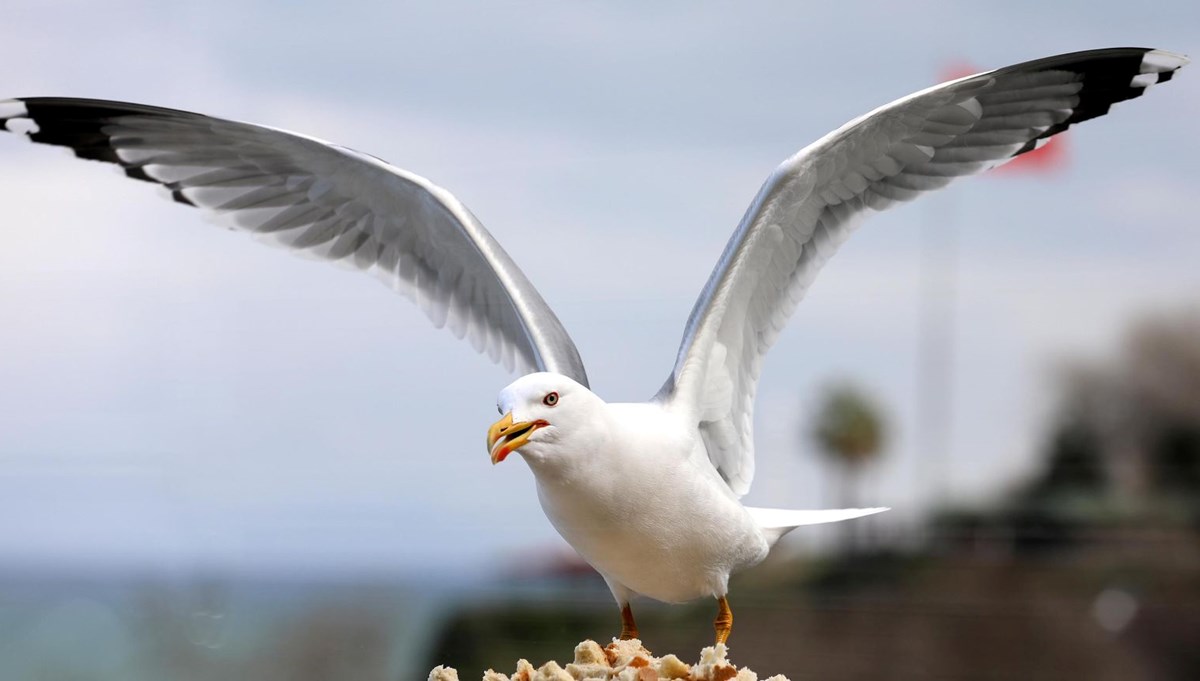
[{"left": 1, "top": 2, "right": 1197, "bottom": 679}]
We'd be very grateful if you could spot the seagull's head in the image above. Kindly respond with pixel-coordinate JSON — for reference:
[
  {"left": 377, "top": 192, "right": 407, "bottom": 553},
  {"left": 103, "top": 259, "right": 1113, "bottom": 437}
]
[{"left": 487, "top": 372, "right": 606, "bottom": 470}]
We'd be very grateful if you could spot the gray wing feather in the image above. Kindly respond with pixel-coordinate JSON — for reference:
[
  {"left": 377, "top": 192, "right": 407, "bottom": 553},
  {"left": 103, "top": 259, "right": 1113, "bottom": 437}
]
[
  {"left": 660, "top": 48, "right": 1186, "bottom": 496},
  {"left": 0, "top": 97, "right": 588, "bottom": 385}
]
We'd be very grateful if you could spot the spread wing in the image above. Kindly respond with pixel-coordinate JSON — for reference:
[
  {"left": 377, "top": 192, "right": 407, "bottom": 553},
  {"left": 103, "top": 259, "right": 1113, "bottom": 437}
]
[
  {"left": 659, "top": 48, "right": 1187, "bottom": 496},
  {"left": 0, "top": 97, "right": 588, "bottom": 385}
]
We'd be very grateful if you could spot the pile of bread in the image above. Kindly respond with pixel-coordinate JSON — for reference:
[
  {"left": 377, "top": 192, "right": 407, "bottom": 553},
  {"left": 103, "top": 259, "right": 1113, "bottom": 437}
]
[{"left": 429, "top": 638, "right": 787, "bottom": 681}]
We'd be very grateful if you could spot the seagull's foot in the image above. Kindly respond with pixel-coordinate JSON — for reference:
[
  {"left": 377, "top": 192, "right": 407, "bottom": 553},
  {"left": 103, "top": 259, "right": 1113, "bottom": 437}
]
[
  {"left": 619, "top": 603, "right": 639, "bottom": 641},
  {"left": 714, "top": 595, "right": 733, "bottom": 645}
]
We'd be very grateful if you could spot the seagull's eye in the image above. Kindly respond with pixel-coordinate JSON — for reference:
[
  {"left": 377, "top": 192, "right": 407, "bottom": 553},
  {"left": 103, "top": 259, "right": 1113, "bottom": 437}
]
[{"left": 543, "top": 391, "right": 559, "bottom": 407}]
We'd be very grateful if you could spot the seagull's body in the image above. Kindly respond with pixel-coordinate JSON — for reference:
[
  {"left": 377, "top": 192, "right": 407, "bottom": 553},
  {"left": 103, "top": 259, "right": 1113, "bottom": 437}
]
[
  {"left": 1, "top": 47, "right": 1187, "bottom": 643},
  {"left": 523, "top": 393, "right": 766, "bottom": 605},
  {"left": 497, "top": 373, "right": 883, "bottom": 616}
]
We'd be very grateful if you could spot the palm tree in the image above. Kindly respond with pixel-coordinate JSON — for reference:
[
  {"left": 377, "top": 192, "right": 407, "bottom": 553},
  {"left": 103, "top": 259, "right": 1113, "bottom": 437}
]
[{"left": 810, "top": 382, "right": 887, "bottom": 550}]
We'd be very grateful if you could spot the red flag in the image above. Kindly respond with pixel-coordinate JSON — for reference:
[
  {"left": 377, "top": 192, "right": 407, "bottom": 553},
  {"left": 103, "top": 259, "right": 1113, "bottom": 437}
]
[{"left": 941, "top": 60, "right": 1068, "bottom": 175}]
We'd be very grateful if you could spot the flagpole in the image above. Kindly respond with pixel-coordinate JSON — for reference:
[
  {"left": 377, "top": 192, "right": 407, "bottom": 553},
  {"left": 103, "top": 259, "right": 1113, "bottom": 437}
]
[
  {"left": 915, "top": 59, "right": 1070, "bottom": 545},
  {"left": 916, "top": 191, "right": 958, "bottom": 529}
]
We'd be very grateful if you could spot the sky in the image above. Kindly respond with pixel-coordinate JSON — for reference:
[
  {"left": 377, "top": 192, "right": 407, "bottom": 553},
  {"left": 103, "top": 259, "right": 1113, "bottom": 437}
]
[{"left": 0, "top": 1, "right": 1197, "bottom": 578}]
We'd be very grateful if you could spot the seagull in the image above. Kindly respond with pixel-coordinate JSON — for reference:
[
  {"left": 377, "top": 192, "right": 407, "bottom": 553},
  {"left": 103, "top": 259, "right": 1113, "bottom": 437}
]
[{"left": 1, "top": 47, "right": 1186, "bottom": 644}]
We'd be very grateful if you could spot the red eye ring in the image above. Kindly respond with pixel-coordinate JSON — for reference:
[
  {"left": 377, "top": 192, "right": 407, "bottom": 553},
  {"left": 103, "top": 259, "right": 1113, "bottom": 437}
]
[{"left": 543, "top": 391, "right": 559, "bottom": 407}]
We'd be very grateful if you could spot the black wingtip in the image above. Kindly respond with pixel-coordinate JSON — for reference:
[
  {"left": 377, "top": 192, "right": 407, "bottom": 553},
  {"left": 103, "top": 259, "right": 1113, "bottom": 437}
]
[
  {"left": 123, "top": 165, "right": 156, "bottom": 183},
  {"left": 1003, "top": 48, "right": 1187, "bottom": 161},
  {"left": 2, "top": 96, "right": 210, "bottom": 162},
  {"left": 0, "top": 97, "right": 30, "bottom": 134},
  {"left": 170, "top": 188, "right": 197, "bottom": 207},
  {"left": 1, "top": 97, "right": 216, "bottom": 200}
]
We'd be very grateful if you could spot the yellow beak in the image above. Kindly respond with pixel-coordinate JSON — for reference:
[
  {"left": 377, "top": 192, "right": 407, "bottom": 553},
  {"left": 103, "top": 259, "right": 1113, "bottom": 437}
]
[{"left": 487, "top": 412, "right": 548, "bottom": 464}]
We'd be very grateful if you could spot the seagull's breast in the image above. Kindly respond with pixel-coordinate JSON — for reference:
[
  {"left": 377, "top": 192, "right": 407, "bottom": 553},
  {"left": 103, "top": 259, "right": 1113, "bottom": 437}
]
[{"left": 533, "top": 402, "right": 768, "bottom": 603}]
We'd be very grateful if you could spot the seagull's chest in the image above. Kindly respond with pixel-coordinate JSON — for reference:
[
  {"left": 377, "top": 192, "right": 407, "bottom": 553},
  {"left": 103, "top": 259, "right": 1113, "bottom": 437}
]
[{"left": 531, "top": 416, "right": 767, "bottom": 602}]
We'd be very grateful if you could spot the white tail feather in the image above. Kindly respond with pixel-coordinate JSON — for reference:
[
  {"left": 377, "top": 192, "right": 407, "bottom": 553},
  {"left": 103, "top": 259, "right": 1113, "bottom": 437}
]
[{"left": 746, "top": 506, "right": 890, "bottom": 545}]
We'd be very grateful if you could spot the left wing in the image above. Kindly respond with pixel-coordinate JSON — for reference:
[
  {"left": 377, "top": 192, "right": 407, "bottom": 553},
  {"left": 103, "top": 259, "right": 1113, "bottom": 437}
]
[
  {"left": 658, "top": 48, "right": 1187, "bottom": 496},
  {"left": 0, "top": 98, "right": 589, "bottom": 384}
]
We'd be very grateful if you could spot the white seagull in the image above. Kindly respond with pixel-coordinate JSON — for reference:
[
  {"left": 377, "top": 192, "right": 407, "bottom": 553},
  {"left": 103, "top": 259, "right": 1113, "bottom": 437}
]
[{"left": 1, "top": 47, "right": 1186, "bottom": 644}]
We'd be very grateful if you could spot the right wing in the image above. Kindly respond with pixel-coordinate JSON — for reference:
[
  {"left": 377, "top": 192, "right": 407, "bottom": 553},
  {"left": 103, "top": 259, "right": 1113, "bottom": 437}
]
[
  {"left": 0, "top": 98, "right": 588, "bottom": 385},
  {"left": 659, "top": 48, "right": 1187, "bottom": 496}
]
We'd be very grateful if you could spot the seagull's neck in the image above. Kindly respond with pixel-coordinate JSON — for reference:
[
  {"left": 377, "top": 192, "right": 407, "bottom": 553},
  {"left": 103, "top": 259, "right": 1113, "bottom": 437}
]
[
  {"left": 521, "top": 399, "right": 618, "bottom": 483},
  {"left": 548, "top": 400, "right": 688, "bottom": 472}
]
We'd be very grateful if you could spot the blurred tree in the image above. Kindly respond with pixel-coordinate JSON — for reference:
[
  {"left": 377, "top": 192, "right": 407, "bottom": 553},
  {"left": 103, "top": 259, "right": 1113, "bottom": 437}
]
[
  {"left": 1121, "top": 309, "right": 1200, "bottom": 501},
  {"left": 1049, "top": 308, "right": 1200, "bottom": 506},
  {"left": 809, "top": 382, "right": 888, "bottom": 550},
  {"left": 1042, "top": 417, "right": 1107, "bottom": 493},
  {"left": 989, "top": 306, "right": 1200, "bottom": 555},
  {"left": 932, "top": 307, "right": 1200, "bottom": 558}
]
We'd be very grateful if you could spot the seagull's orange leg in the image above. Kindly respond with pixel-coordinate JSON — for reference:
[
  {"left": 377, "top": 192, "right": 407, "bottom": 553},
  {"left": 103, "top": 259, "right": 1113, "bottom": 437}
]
[
  {"left": 619, "top": 603, "right": 639, "bottom": 640},
  {"left": 714, "top": 595, "right": 733, "bottom": 644}
]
